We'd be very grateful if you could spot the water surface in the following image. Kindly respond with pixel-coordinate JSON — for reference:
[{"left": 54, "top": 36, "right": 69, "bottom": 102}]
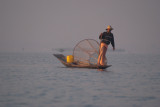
[{"left": 0, "top": 52, "right": 160, "bottom": 107}]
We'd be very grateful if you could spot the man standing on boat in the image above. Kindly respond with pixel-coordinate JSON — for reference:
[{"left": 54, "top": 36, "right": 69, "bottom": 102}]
[{"left": 97, "top": 25, "right": 115, "bottom": 66}]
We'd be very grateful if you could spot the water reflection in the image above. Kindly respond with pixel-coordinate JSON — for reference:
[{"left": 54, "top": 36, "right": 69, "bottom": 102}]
[{"left": 97, "top": 68, "right": 111, "bottom": 72}]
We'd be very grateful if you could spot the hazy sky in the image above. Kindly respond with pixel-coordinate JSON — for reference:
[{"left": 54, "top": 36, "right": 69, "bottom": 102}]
[{"left": 1, "top": 0, "right": 160, "bottom": 53}]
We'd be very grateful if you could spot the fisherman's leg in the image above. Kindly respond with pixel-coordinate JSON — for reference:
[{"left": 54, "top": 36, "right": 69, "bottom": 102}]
[
  {"left": 104, "top": 44, "right": 108, "bottom": 64},
  {"left": 97, "top": 44, "right": 103, "bottom": 65},
  {"left": 100, "top": 46, "right": 106, "bottom": 65},
  {"left": 100, "top": 44, "right": 108, "bottom": 65}
]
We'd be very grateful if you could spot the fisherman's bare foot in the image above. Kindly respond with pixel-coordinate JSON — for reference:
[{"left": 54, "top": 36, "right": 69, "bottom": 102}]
[
  {"left": 100, "top": 64, "right": 106, "bottom": 66},
  {"left": 97, "top": 63, "right": 100, "bottom": 66}
]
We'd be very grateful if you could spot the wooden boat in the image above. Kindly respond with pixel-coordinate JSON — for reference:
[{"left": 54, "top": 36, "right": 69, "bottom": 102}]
[{"left": 53, "top": 54, "right": 111, "bottom": 69}]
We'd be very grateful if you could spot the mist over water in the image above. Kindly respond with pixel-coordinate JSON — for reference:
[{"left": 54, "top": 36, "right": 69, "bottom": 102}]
[{"left": 1, "top": 0, "right": 160, "bottom": 54}]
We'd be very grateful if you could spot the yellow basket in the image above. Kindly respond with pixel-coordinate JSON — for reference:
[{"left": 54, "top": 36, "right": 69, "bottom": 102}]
[{"left": 66, "top": 55, "right": 74, "bottom": 63}]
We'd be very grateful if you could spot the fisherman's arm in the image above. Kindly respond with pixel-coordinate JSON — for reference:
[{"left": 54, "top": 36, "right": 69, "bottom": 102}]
[
  {"left": 99, "top": 33, "right": 103, "bottom": 39},
  {"left": 111, "top": 35, "right": 115, "bottom": 51}
]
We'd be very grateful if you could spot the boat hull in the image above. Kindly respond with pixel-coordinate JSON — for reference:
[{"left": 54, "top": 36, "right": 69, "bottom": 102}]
[{"left": 53, "top": 54, "right": 111, "bottom": 69}]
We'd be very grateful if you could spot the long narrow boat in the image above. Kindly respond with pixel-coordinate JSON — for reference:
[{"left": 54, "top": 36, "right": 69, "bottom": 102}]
[{"left": 53, "top": 54, "right": 111, "bottom": 69}]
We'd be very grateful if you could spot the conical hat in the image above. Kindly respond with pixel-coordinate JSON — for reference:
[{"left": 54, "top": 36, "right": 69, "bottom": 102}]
[{"left": 106, "top": 25, "right": 113, "bottom": 30}]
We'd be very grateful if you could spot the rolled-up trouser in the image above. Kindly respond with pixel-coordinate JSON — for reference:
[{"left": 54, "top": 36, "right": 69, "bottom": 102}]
[{"left": 97, "top": 42, "right": 108, "bottom": 65}]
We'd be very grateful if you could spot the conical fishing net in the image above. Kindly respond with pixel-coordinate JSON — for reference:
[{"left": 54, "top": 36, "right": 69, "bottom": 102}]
[{"left": 73, "top": 39, "right": 100, "bottom": 65}]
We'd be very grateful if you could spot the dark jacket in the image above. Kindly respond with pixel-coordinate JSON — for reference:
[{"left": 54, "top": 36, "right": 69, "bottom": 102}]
[{"left": 99, "top": 32, "right": 115, "bottom": 48}]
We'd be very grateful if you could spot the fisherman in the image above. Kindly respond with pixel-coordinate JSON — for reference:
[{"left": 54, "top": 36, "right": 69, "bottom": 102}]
[{"left": 97, "top": 25, "right": 115, "bottom": 66}]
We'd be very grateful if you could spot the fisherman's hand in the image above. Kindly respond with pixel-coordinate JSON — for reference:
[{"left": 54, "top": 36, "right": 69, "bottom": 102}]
[{"left": 113, "top": 47, "right": 115, "bottom": 51}]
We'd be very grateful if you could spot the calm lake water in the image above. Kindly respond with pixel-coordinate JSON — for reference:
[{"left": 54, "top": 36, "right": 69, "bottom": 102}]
[{"left": 0, "top": 52, "right": 160, "bottom": 107}]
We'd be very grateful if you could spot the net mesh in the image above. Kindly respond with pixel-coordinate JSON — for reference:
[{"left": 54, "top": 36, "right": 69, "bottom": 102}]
[{"left": 73, "top": 39, "right": 99, "bottom": 65}]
